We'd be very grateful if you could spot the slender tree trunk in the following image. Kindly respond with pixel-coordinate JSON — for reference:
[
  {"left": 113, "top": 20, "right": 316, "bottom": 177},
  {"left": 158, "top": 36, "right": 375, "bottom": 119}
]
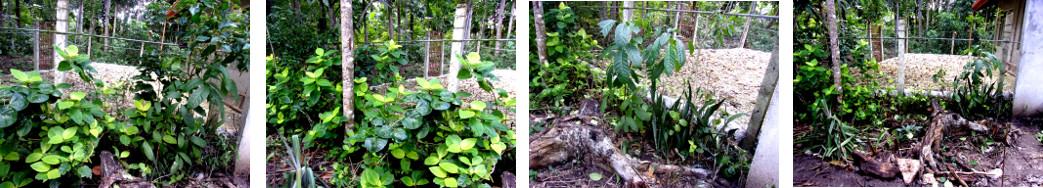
[
  {"left": 464, "top": 0, "right": 474, "bottom": 40},
  {"left": 77, "top": 1, "right": 84, "bottom": 39},
  {"left": 103, "top": 0, "right": 110, "bottom": 52},
  {"left": 493, "top": 0, "right": 506, "bottom": 56},
  {"left": 825, "top": 0, "right": 842, "bottom": 99},
  {"left": 533, "top": 2, "right": 549, "bottom": 65},
  {"left": 14, "top": 0, "right": 21, "bottom": 26},
  {"left": 341, "top": 0, "right": 356, "bottom": 131},
  {"left": 610, "top": 2, "right": 618, "bottom": 20},
  {"left": 506, "top": 3, "right": 515, "bottom": 38},
  {"left": 739, "top": 1, "right": 755, "bottom": 48}
]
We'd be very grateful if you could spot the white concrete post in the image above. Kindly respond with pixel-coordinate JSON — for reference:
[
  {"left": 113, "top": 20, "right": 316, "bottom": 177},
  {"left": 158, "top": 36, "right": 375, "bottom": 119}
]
[
  {"left": 33, "top": 21, "right": 40, "bottom": 71},
  {"left": 448, "top": 4, "right": 468, "bottom": 92},
  {"left": 897, "top": 18, "right": 906, "bottom": 93},
  {"left": 622, "top": 1, "right": 634, "bottom": 23},
  {"left": 56, "top": 0, "right": 69, "bottom": 64},
  {"left": 425, "top": 38, "right": 430, "bottom": 78},
  {"left": 746, "top": 77, "right": 780, "bottom": 188}
]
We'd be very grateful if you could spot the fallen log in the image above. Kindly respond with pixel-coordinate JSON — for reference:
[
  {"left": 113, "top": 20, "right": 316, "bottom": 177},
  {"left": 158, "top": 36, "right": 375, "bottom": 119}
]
[
  {"left": 99, "top": 151, "right": 155, "bottom": 188},
  {"left": 920, "top": 100, "right": 988, "bottom": 172},
  {"left": 529, "top": 99, "right": 709, "bottom": 187}
]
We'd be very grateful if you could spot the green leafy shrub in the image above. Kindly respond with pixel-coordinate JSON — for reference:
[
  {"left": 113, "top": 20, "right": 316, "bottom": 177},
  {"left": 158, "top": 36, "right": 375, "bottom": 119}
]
[
  {"left": 267, "top": 51, "right": 515, "bottom": 187},
  {"left": 342, "top": 52, "right": 514, "bottom": 188},
  {"left": 266, "top": 48, "right": 344, "bottom": 136},
  {"left": 0, "top": 45, "right": 118, "bottom": 186},
  {"left": 361, "top": 40, "right": 409, "bottom": 84},
  {"left": 598, "top": 17, "right": 748, "bottom": 178},
  {"left": 530, "top": 3, "right": 601, "bottom": 107},
  {"left": 946, "top": 50, "right": 1009, "bottom": 119}
]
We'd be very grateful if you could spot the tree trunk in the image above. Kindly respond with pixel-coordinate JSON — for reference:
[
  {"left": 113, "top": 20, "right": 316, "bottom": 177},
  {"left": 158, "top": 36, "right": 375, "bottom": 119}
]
[
  {"left": 532, "top": 2, "right": 549, "bottom": 65},
  {"left": 739, "top": 1, "right": 756, "bottom": 49},
  {"left": 493, "top": 0, "right": 506, "bottom": 56},
  {"left": 341, "top": 0, "right": 356, "bottom": 131},
  {"left": 103, "top": 0, "right": 110, "bottom": 52},
  {"left": 77, "top": 1, "right": 84, "bottom": 39},
  {"left": 464, "top": 0, "right": 474, "bottom": 40},
  {"left": 610, "top": 2, "right": 618, "bottom": 20},
  {"left": 386, "top": 3, "right": 393, "bottom": 41},
  {"left": 14, "top": 0, "right": 21, "bottom": 26},
  {"left": 505, "top": 3, "right": 515, "bottom": 38},
  {"left": 825, "top": 0, "right": 841, "bottom": 99},
  {"left": 530, "top": 99, "right": 709, "bottom": 187}
]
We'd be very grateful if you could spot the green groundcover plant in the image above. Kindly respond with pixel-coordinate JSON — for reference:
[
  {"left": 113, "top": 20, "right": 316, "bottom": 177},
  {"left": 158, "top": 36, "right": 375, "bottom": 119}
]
[{"left": 267, "top": 49, "right": 516, "bottom": 188}]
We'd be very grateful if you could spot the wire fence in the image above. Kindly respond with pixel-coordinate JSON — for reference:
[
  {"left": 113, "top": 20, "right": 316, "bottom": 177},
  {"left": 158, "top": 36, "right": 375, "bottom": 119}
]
[
  {"left": 1, "top": 26, "right": 183, "bottom": 73},
  {"left": 796, "top": 23, "right": 1019, "bottom": 92},
  {"left": 578, "top": 3, "right": 779, "bottom": 52},
  {"left": 358, "top": 38, "right": 516, "bottom": 80}
]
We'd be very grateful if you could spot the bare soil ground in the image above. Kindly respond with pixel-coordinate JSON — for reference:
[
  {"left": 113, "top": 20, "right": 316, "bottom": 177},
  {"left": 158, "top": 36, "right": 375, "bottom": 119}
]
[
  {"left": 877, "top": 54, "right": 1016, "bottom": 92},
  {"left": 794, "top": 117, "right": 1043, "bottom": 187}
]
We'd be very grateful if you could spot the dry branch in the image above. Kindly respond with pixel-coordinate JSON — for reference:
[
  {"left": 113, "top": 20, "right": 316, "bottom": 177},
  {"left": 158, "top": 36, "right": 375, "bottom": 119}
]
[{"left": 529, "top": 99, "right": 709, "bottom": 187}]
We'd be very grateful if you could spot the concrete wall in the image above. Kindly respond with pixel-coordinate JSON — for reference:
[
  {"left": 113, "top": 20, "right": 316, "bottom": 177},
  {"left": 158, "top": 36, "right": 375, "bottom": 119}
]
[
  {"left": 1013, "top": 0, "right": 1043, "bottom": 116},
  {"left": 745, "top": 79, "right": 779, "bottom": 188}
]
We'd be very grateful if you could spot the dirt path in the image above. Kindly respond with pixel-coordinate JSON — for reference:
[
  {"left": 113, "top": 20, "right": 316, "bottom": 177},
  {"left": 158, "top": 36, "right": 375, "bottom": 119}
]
[{"left": 794, "top": 118, "right": 1043, "bottom": 187}]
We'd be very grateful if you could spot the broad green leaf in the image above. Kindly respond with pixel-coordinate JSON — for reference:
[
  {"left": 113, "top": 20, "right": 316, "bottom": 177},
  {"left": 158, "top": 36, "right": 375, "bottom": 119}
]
[
  {"left": 77, "top": 165, "right": 92, "bottom": 178},
  {"left": 431, "top": 101, "right": 450, "bottom": 111},
  {"left": 163, "top": 135, "right": 177, "bottom": 144},
  {"left": 41, "top": 155, "right": 61, "bottom": 165},
  {"left": 491, "top": 142, "right": 507, "bottom": 155},
  {"left": 142, "top": 142, "right": 155, "bottom": 162},
  {"left": 598, "top": 20, "right": 618, "bottom": 36},
  {"left": 69, "top": 91, "right": 86, "bottom": 101},
  {"left": 29, "top": 162, "right": 49, "bottom": 172},
  {"left": 391, "top": 149, "right": 406, "bottom": 159},
  {"left": 402, "top": 114, "right": 421, "bottom": 129},
  {"left": 187, "top": 86, "right": 209, "bottom": 109},
  {"left": 48, "top": 127, "right": 65, "bottom": 144},
  {"left": 424, "top": 156, "right": 440, "bottom": 165},
  {"left": 0, "top": 108, "right": 14, "bottom": 128},
  {"left": 134, "top": 100, "right": 151, "bottom": 111},
  {"left": 8, "top": 93, "right": 26, "bottom": 111},
  {"left": 45, "top": 169, "right": 59, "bottom": 179},
  {"left": 9, "top": 69, "right": 27, "bottom": 82},
  {"left": 470, "top": 101, "right": 487, "bottom": 111},
  {"left": 429, "top": 166, "right": 447, "bottom": 178},
  {"left": 459, "top": 138, "right": 477, "bottom": 151},
  {"left": 57, "top": 100, "right": 74, "bottom": 110},
  {"left": 25, "top": 153, "right": 42, "bottom": 163},
  {"left": 120, "top": 151, "right": 130, "bottom": 158},
  {"left": 62, "top": 128, "right": 76, "bottom": 139},
  {"left": 315, "top": 48, "right": 325, "bottom": 56},
  {"left": 2, "top": 152, "right": 16, "bottom": 161},
  {"left": 444, "top": 177, "right": 458, "bottom": 187},
  {"left": 458, "top": 110, "right": 475, "bottom": 119},
  {"left": 27, "top": 92, "right": 48, "bottom": 103},
  {"left": 466, "top": 52, "right": 481, "bottom": 65},
  {"left": 439, "top": 162, "right": 459, "bottom": 174}
]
